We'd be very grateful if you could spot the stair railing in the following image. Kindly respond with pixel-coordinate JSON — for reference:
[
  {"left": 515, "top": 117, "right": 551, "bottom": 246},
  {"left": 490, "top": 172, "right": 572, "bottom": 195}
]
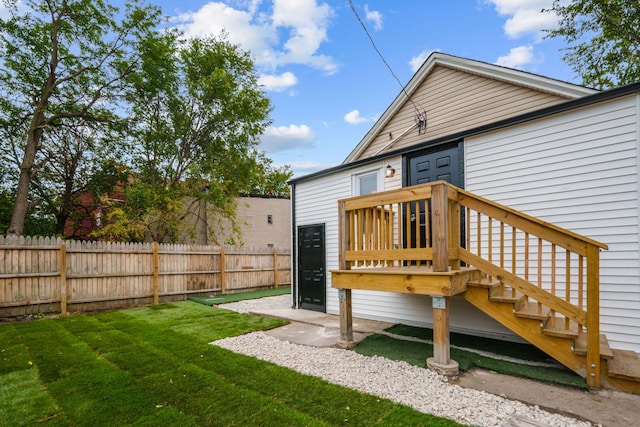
[
  {"left": 337, "top": 181, "right": 608, "bottom": 387},
  {"left": 451, "top": 183, "right": 608, "bottom": 387}
]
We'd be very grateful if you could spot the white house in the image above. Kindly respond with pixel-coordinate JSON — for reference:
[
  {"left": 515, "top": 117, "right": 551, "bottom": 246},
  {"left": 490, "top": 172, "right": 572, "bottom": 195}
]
[{"left": 289, "top": 52, "right": 640, "bottom": 390}]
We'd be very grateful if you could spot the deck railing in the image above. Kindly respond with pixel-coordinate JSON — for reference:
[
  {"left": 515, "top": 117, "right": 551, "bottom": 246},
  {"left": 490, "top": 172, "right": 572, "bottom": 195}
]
[{"left": 337, "top": 181, "right": 608, "bottom": 385}]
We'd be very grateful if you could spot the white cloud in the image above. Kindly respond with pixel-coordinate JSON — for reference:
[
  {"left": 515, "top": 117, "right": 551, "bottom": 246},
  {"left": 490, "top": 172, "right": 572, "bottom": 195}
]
[
  {"left": 364, "top": 5, "right": 383, "bottom": 31},
  {"left": 259, "top": 124, "right": 316, "bottom": 153},
  {"left": 173, "top": 1, "right": 338, "bottom": 74},
  {"left": 486, "top": 0, "right": 559, "bottom": 40},
  {"left": 344, "top": 109, "right": 373, "bottom": 125},
  {"left": 258, "top": 72, "right": 298, "bottom": 92},
  {"left": 495, "top": 45, "right": 535, "bottom": 68},
  {"left": 409, "top": 49, "right": 437, "bottom": 73}
]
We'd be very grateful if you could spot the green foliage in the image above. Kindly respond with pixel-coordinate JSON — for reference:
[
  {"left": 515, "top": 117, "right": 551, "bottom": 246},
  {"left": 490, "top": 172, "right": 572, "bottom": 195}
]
[
  {"left": 121, "top": 33, "right": 276, "bottom": 242},
  {"left": 0, "top": 188, "right": 12, "bottom": 235},
  {"left": 246, "top": 151, "right": 293, "bottom": 197},
  {"left": 544, "top": 0, "right": 640, "bottom": 88},
  {"left": 0, "top": 302, "right": 460, "bottom": 426},
  {"left": 0, "top": 1, "right": 288, "bottom": 241},
  {"left": 0, "top": 187, "right": 56, "bottom": 236},
  {"left": 0, "top": 0, "right": 163, "bottom": 236}
]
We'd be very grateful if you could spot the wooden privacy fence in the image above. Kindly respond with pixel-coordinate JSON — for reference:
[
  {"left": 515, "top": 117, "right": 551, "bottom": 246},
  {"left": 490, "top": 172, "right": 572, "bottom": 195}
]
[{"left": 0, "top": 236, "right": 291, "bottom": 317}]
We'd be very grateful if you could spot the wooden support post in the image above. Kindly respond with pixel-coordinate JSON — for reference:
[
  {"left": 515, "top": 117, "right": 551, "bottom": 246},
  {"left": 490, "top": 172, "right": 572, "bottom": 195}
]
[
  {"left": 273, "top": 249, "right": 279, "bottom": 288},
  {"left": 337, "top": 199, "right": 356, "bottom": 349},
  {"left": 59, "top": 244, "right": 67, "bottom": 316},
  {"left": 337, "top": 288, "right": 355, "bottom": 348},
  {"left": 220, "top": 248, "right": 226, "bottom": 294},
  {"left": 432, "top": 297, "right": 450, "bottom": 363},
  {"left": 152, "top": 242, "right": 159, "bottom": 305},
  {"left": 428, "top": 183, "right": 458, "bottom": 378},
  {"left": 427, "top": 296, "right": 459, "bottom": 379},
  {"left": 586, "top": 244, "right": 601, "bottom": 388}
]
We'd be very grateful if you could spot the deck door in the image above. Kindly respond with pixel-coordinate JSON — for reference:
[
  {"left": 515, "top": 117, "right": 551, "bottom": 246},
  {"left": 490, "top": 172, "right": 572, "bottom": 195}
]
[
  {"left": 404, "top": 142, "right": 464, "bottom": 250},
  {"left": 298, "top": 224, "right": 326, "bottom": 311}
]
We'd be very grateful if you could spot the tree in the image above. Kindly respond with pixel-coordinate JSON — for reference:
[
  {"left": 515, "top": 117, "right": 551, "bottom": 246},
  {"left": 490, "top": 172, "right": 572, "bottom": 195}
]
[
  {"left": 101, "top": 34, "right": 274, "bottom": 243},
  {"left": 544, "top": 0, "right": 640, "bottom": 89},
  {"left": 0, "top": 0, "right": 162, "bottom": 236},
  {"left": 245, "top": 151, "right": 293, "bottom": 197},
  {"left": 29, "top": 126, "right": 128, "bottom": 235}
]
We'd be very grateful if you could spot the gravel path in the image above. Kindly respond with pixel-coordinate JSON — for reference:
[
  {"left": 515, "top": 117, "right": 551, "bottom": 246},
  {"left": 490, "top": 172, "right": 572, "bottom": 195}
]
[{"left": 213, "top": 296, "right": 594, "bottom": 427}]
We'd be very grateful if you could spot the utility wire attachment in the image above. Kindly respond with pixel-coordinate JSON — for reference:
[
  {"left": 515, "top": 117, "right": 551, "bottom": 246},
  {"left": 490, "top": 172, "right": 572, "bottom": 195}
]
[
  {"left": 416, "top": 110, "right": 427, "bottom": 135},
  {"left": 348, "top": 0, "right": 422, "bottom": 115}
]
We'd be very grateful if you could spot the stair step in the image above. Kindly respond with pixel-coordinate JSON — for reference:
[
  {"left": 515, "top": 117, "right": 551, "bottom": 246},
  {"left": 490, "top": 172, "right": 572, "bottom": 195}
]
[
  {"left": 573, "top": 333, "right": 614, "bottom": 359},
  {"left": 542, "top": 316, "right": 579, "bottom": 339},
  {"left": 467, "top": 277, "right": 501, "bottom": 288},
  {"left": 489, "top": 285, "right": 521, "bottom": 303},
  {"left": 513, "top": 298, "right": 550, "bottom": 320},
  {"left": 608, "top": 349, "right": 640, "bottom": 382}
]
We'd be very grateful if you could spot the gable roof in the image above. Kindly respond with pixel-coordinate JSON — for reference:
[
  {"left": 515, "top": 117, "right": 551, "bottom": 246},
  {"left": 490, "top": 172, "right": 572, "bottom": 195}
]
[{"left": 342, "top": 52, "right": 598, "bottom": 163}]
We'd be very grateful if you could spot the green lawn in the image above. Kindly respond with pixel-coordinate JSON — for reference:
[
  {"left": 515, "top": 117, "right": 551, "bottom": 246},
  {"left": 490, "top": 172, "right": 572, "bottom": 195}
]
[
  {"left": 188, "top": 286, "right": 291, "bottom": 306},
  {"left": 0, "top": 301, "right": 460, "bottom": 426}
]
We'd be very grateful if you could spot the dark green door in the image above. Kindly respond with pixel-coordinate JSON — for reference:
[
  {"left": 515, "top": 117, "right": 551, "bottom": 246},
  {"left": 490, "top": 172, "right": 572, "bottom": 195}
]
[{"left": 298, "top": 224, "right": 325, "bottom": 311}]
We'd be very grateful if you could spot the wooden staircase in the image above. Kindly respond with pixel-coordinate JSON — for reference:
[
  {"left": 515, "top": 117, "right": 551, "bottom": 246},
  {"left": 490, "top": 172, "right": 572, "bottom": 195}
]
[
  {"left": 463, "top": 275, "right": 640, "bottom": 394},
  {"left": 332, "top": 180, "right": 640, "bottom": 394}
]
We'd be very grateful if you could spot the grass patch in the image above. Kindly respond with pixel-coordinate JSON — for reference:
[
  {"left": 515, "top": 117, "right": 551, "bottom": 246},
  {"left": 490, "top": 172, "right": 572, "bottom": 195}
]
[
  {"left": 0, "top": 301, "right": 461, "bottom": 426},
  {"left": 188, "top": 286, "right": 291, "bottom": 306},
  {"left": 386, "top": 324, "right": 553, "bottom": 362},
  {"left": 354, "top": 325, "right": 588, "bottom": 390}
]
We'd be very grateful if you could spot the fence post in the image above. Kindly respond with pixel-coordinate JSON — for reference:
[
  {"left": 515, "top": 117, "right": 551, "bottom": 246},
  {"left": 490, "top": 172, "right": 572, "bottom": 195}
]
[
  {"left": 220, "top": 247, "right": 226, "bottom": 294},
  {"left": 273, "top": 249, "right": 279, "bottom": 288},
  {"left": 59, "top": 244, "right": 67, "bottom": 315},
  {"left": 153, "top": 242, "right": 159, "bottom": 304}
]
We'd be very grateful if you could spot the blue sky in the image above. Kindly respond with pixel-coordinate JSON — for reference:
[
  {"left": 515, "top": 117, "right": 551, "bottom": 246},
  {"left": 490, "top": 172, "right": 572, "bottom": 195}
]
[{"left": 120, "top": 1, "right": 583, "bottom": 177}]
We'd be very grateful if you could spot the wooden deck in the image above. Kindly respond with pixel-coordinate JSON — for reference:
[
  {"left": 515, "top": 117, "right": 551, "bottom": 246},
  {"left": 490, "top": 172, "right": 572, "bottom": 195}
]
[
  {"left": 330, "top": 181, "right": 640, "bottom": 392},
  {"left": 331, "top": 267, "right": 479, "bottom": 296}
]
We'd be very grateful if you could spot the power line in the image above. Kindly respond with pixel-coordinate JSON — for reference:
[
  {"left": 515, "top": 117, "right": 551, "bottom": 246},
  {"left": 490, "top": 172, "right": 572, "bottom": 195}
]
[{"left": 348, "top": 0, "right": 422, "bottom": 115}]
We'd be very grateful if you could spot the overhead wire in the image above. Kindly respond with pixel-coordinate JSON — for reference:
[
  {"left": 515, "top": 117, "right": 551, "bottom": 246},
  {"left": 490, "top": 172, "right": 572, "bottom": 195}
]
[{"left": 348, "top": 0, "right": 423, "bottom": 115}]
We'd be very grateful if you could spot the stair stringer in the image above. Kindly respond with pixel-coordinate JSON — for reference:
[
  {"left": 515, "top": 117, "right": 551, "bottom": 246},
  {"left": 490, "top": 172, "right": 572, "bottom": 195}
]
[{"left": 463, "top": 286, "right": 587, "bottom": 378}]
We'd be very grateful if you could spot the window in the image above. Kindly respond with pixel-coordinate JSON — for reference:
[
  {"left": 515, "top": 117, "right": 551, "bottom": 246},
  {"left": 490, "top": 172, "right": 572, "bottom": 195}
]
[{"left": 356, "top": 171, "right": 379, "bottom": 195}]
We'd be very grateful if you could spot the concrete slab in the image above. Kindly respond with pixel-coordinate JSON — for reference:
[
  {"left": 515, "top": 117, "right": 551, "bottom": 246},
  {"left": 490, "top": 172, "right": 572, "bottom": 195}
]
[
  {"left": 264, "top": 321, "right": 371, "bottom": 347},
  {"left": 248, "top": 307, "right": 392, "bottom": 348}
]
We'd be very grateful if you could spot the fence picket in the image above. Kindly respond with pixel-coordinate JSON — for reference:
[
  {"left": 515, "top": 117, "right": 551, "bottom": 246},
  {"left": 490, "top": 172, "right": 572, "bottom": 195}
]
[{"left": 0, "top": 238, "right": 290, "bottom": 316}]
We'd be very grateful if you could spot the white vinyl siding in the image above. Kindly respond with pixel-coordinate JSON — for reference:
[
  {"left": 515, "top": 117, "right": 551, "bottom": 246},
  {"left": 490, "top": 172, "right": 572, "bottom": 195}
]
[
  {"left": 466, "top": 94, "right": 640, "bottom": 352},
  {"left": 294, "top": 158, "right": 518, "bottom": 339},
  {"left": 294, "top": 92, "right": 640, "bottom": 351}
]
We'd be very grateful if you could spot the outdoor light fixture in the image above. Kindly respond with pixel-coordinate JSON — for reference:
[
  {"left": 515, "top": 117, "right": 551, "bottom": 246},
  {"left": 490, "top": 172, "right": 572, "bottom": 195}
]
[{"left": 385, "top": 165, "right": 396, "bottom": 178}]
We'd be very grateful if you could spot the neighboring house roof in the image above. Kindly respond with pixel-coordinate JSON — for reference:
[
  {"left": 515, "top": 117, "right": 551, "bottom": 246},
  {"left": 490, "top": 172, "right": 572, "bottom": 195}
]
[{"left": 342, "top": 52, "right": 598, "bottom": 163}]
